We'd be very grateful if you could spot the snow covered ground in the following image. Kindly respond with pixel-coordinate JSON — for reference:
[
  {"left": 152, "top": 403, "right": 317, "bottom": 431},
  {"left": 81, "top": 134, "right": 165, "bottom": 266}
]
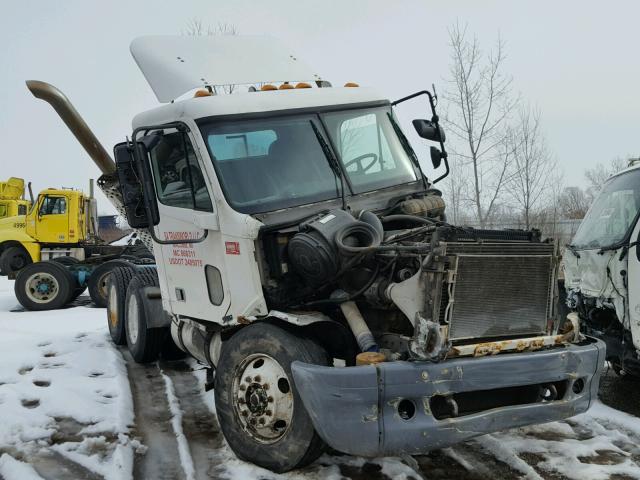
[{"left": 2, "top": 275, "right": 640, "bottom": 480}]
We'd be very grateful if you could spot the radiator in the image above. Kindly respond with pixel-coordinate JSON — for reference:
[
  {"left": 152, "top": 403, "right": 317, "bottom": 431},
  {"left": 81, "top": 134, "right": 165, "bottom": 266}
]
[{"left": 442, "top": 243, "right": 555, "bottom": 342}]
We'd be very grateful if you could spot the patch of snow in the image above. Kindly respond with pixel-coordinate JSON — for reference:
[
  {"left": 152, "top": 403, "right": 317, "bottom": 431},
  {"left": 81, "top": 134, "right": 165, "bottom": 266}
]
[
  {"left": 0, "top": 454, "right": 44, "bottom": 480},
  {"left": 0, "top": 277, "right": 136, "bottom": 479}
]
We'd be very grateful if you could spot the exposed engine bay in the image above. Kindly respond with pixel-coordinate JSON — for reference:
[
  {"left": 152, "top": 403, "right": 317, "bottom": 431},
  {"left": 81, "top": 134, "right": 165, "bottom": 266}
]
[{"left": 256, "top": 191, "right": 566, "bottom": 363}]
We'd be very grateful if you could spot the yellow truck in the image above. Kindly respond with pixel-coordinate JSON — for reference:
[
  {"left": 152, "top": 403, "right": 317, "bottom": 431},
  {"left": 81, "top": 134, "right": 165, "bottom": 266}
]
[
  {"left": 0, "top": 182, "right": 152, "bottom": 309},
  {"left": 0, "top": 177, "right": 31, "bottom": 219}
]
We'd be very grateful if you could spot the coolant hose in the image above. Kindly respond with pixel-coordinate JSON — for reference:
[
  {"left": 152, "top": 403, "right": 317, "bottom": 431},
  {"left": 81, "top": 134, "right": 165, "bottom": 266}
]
[{"left": 333, "top": 291, "right": 378, "bottom": 352}]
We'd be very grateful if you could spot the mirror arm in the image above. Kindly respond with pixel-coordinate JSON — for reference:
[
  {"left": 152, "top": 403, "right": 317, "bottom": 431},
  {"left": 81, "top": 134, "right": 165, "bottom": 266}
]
[
  {"left": 392, "top": 90, "right": 450, "bottom": 184},
  {"left": 130, "top": 122, "right": 208, "bottom": 245}
]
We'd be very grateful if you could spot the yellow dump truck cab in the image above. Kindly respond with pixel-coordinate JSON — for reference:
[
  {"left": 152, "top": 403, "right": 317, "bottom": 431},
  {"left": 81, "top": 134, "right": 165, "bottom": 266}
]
[
  {"left": 0, "top": 188, "right": 93, "bottom": 275},
  {"left": 25, "top": 188, "right": 88, "bottom": 244},
  {"left": 0, "top": 199, "right": 30, "bottom": 219}
]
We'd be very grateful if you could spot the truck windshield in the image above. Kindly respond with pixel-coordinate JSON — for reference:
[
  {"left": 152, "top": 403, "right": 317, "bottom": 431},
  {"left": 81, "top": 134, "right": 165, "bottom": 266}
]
[
  {"left": 321, "top": 107, "right": 417, "bottom": 193},
  {"left": 199, "top": 106, "right": 419, "bottom": 214},
  {"left": 572, "top": 168, "right": 640, "bottom": 249},
  {"left": 200, "top": 115, "right": 340, "bottom": 214}
]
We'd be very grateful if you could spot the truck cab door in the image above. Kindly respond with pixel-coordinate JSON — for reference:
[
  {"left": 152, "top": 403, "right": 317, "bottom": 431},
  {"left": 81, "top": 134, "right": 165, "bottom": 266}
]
[
  {"left": 31, "top": 195, "right": 70, "bottom": 243},
  {"left": 146, "top": 129, "right": 230, "bottom": 321}
]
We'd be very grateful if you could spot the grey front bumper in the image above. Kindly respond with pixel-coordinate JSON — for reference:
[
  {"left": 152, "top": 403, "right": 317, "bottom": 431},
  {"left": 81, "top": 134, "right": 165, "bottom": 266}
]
[{"left": 291, "top": 338, "right": 605, "bottom": 457}]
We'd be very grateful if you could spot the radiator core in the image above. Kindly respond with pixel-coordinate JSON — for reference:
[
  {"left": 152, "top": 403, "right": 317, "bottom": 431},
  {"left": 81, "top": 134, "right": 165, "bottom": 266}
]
[{"left": 443, "top": 243, "right": 555, "bottom": 341}]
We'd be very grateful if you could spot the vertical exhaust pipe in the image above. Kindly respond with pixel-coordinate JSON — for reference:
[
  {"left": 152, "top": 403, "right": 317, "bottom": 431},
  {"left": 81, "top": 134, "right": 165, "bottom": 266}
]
[{"left": 25, "top": 80, "right": 116, "bottom": 175}]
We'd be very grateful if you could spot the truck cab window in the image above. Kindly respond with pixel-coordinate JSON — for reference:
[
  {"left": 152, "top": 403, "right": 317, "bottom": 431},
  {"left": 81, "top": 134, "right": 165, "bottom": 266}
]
[
  {"left": 322, "top": 107, "right": 417, "bottom": 193},
  {"left": 149, "top": 132, "right": 213, "bottom": 212},
  {"left": 39, "top": 196, "right": 67, "bottom": 215}
]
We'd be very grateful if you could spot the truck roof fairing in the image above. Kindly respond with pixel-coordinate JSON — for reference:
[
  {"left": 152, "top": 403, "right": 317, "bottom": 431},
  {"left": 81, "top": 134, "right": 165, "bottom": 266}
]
[{"left": 130, "top": 35, "right": 322, "bottom": 103}]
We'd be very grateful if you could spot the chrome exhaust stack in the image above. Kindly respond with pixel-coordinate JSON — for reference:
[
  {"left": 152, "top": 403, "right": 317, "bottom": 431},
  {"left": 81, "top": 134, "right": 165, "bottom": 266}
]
[{"left": 26, "top": 80, "right": 116, "bottom": 175}]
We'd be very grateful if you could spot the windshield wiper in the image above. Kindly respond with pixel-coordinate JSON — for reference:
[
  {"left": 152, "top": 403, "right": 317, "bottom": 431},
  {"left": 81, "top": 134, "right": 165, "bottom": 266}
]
[
  {"left": 566, "top": 244, "right": 581, "bottom": 258},
  {"left": 310, "top": 120, "right": 347, "bottom": 209},
  {"left": 386, "top": 113, "right": 428, "bottom": 189}
]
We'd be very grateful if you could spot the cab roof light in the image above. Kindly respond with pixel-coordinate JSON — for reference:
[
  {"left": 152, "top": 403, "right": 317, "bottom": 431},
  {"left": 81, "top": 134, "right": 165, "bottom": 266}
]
[
  {"left": 295, "top": 82, "right": 312, "bottom": 89},
  {"left": 279, "top": 82, "right": 294, "bottom": 90},
  {"left": 194, "top": 89, "right": 213, "bottom": 98},
  {"left": 261, "top": 84, "right": 278, "bottom": 91},
  {"left": 344, "top": 82, "right": 359, "bottom": 87}
]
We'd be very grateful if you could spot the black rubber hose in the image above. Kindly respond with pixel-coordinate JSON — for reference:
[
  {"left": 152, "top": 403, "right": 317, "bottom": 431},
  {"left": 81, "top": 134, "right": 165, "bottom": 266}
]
[
  {"left": 380, "top": 214, "right": 436, "bottom": 226},
  {"left": 295, "top": 264, "right": 380, "bottom": 308}
]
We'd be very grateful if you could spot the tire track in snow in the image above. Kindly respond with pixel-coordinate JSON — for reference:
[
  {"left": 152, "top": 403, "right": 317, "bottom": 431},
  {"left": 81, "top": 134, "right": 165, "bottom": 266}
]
[
  {"left": 122, "top": 350, "right": 185, "bottom": 480},
  {"left": 160, "top": 370, "right": 195, "bottom": 480},
  {"left": 159, "top": 361, "right": 225, "bottom": 480}
]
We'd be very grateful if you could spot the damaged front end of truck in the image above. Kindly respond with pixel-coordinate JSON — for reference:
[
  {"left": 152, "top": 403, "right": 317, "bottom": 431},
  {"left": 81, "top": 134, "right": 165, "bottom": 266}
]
[
  {"left": 287, "top": 222, "right": 604, "bottom": 457},
  {"left": 564, "top": 165, "right": 640, "bottom": 377}
]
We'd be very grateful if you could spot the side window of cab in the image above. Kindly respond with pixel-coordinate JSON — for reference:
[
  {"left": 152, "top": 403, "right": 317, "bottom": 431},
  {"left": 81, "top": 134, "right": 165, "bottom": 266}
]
[
  {"left": 149, "top": 132, "right": 213, "bottom": 212},
  {"left": 39, "top": 196, "right": 67, "bottom": 215}
]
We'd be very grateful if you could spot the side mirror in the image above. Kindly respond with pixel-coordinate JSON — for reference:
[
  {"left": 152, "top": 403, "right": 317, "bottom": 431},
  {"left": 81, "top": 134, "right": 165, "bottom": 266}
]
[
  {"left": 114, "top": 140, "right": 160, "bottom": 228},
  {"left": 412, "top": 119, "right": 446, "bottom": 143},
  {"left": 430, "top": 146, "right": 443, "bottom": 169}
]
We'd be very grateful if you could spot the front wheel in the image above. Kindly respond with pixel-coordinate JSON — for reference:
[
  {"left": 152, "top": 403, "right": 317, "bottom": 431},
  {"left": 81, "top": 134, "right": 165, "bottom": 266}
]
[
  {"left": 0, "top": 246, "right": 32, "bottom": 275},
  {"left": 215, "top": 323, "right": 329, "bottom": 473},
  {"left": 14, "top": 261, "right": 75, "bottom": 310}
]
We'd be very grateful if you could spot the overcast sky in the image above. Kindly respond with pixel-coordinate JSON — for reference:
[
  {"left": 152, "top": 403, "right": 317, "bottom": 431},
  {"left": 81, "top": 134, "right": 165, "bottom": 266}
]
[{"left": 1, "top": 0, "right": 638, "bottom": 214}]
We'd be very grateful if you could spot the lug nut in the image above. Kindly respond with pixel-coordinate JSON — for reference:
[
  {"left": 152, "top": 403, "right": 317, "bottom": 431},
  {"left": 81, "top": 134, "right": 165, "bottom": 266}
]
[
  {"left": 263, "top": 383, "right": 269, "bottom": 390},
  {"left": 239, "top": 384, "right": 246, "bottom": 391},
  {"left": 268, "top": 396, "right": 274, "bottom": 403},
  {"left": 241, "top": 411, "right": 248, "bottom": 417},
  {"left": 245, "top": 376, "right": 252, "bottom": 383},
  {"left": 259, "top": 418, "right": 265, "bottom": 425},
  {"left": 266, "top": 410, "right": 272, "bottom": 416},
  {"left": 254, "top": 375, "right": 261, "bottom": 383},
  {"left": 250, "top": 418, "right": 257, "bottom": 425}
]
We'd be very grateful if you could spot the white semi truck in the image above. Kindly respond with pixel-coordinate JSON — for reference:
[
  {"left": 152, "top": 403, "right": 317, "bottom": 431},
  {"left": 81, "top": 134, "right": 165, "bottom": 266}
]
[
  {"left": 564, "top": 161, "right": 640, "bottom": 376},
  {"left": 28, "top": 35, "right": 604, "bottom": 473}
]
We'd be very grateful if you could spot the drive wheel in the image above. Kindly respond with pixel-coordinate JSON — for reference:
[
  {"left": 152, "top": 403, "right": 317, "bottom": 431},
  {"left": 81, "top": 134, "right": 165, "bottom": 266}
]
[
  {"left": 89, "top": 260, "right": 133, "bottom": 308},
  {"left": 125, "top": 274, "right": 163, "bottom": 363},
  {"left": 215, "top": 323, "right": 329, "bottom": 473},
  {"left": 107, "top": 266, "right": 135, "bottom": 345},
  {"left": 0, "top": 246, "right": 32, "bottom": 275},
  {"left": 14, "top": 261, "right": 74, "bottom": 310}
]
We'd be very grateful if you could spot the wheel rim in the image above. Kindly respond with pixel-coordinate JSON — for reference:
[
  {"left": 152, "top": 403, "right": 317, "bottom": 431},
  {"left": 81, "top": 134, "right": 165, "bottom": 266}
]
[
  {"left": 232, "top": 353, "right": 294, "bottom": 444},
  {"left": 24, "top": 272, "right": 60, "bottom": 304},
  {"left": 108, "top": 283, "right": 118, "bottom": 328},
  {"left": 98, "top": 271, "right": 112, "bottom": 300},
  {"left": 126, "top": 294, "right": 139, "bottom": 344}
]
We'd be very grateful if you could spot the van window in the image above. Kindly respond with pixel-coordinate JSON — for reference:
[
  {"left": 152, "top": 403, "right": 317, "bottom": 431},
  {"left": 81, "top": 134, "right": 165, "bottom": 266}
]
[{"left": 149, "top": 132, "right": 213, "bottom": 212}]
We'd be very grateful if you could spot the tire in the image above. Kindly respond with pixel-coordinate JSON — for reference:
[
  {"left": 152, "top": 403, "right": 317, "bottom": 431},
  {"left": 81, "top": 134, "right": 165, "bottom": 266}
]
[
  {"left": 125, "top": 273, "right": 164, "bottom": 363},
  {"left": 51, "top": 256, "right": 79, "bottom": 266},
  {"left": 88, "top": 260, "right": 133, "bottom": 308},
  {"left": 14, "top": 261, "right": 75, "bottom": 311},
  {"left": 0, "top": 246, "right": 32, "bottom": 275},
  {"left": 215, "top": 323, "right": 329, "bottom": 473},
  {"left": 107, "top": 266, "right": 136, "bottom": 345}
]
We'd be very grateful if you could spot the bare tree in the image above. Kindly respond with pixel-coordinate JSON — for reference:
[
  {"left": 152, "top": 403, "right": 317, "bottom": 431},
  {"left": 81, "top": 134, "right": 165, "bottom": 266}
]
[
  {"left": 442, "top": 155, "right": 470, "bottom": 224},
  {"left": 443, "top": 22, "right": 519, "bottom": 227},
  {"left": 183, "top": 19, "right": 239, "bottom": 94},
  {"left": 505, "top": 105, "right": 555, "bottom": 229}
]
